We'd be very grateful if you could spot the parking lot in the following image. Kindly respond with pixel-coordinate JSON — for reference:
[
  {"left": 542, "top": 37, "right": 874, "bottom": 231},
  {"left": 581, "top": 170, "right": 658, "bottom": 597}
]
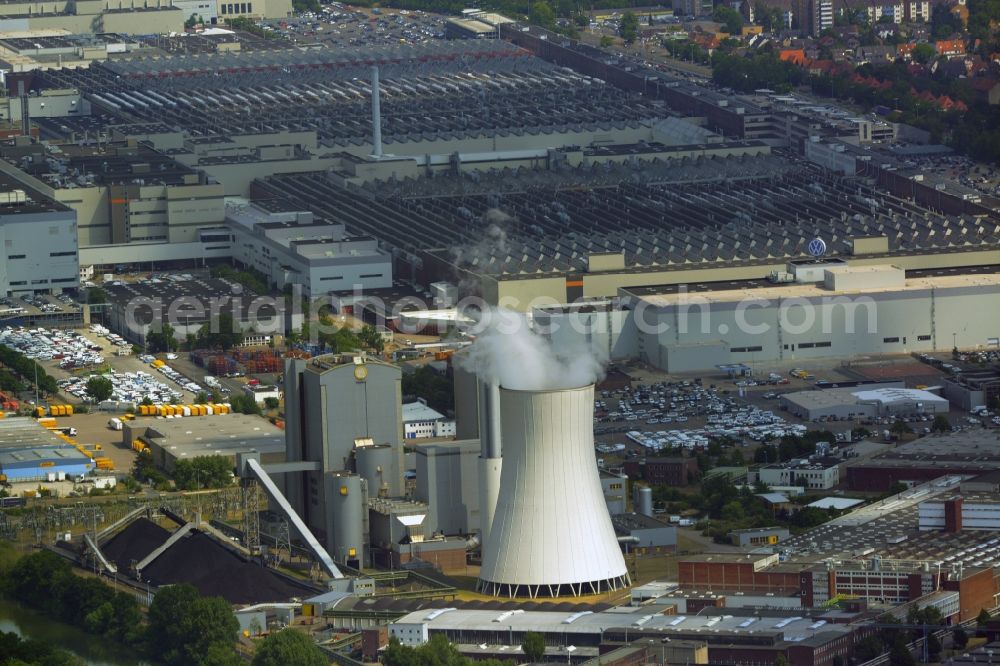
[{"left": 261, "top": 5, "right": 447, "bottom": 47}]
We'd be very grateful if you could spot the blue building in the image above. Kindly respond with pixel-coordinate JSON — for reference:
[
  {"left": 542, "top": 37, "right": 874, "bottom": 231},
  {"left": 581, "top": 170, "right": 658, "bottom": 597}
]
[{"left": 0, "top": 446, "right": 93, "bottom": 482}]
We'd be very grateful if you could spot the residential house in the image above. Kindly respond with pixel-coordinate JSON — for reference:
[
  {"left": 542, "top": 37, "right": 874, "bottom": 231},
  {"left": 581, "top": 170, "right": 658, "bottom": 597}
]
[{"left": 936, "top": 38, "right": 967, "bottom": 57}]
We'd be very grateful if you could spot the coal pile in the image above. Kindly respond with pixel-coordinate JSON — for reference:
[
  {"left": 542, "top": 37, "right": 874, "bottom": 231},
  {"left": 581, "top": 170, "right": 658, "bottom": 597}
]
[
  {"left": 101, "top": 517, "right": 170, "bottom": 572},
  {"left": 141, "top": 531, "right": 317, "bottom": 604}
]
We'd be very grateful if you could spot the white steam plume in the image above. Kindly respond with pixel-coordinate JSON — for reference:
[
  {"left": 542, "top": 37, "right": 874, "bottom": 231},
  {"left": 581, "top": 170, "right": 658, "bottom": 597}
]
[{"left": 458, "top": 308, "right": 607, "bottom": 391}]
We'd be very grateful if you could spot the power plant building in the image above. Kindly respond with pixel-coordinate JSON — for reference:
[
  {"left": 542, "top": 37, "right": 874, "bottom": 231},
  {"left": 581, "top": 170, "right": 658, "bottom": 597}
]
[{"left": 283, "top": 353, "right": 404, "bottom": 565}]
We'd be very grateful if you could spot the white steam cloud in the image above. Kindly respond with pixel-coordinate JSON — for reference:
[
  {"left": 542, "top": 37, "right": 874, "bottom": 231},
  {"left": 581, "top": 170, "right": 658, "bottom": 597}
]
[{"left": 458, "top": 308, "right": 607, "bottom": 391}]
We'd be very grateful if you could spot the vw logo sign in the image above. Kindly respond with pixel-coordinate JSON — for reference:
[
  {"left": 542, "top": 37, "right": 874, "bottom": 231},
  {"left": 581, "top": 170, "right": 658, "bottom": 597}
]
[{"left": 807, "top": 238, "right": 827, "bottom": 258}]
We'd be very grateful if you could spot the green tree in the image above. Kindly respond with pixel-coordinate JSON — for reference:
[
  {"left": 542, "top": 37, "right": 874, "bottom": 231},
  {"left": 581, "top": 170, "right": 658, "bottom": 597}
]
[
  {"left": 600, "top": 35, "right": 614, "bottom": 47},
  {"left": 147, "top": 584, "right": 239, "bottom": 666},
  {"left": 263, "top": 397, "right": 279, "bottom": 411},
  {"left": 890, "top": 419, "right": 913, "bottom": 439},
  {"left": 530, "top": 0, "right": 555, "bottom": 29},
  {"left": 775, "top": 655, "right": 790, "bottom": 666},
  {"left": 978, "top": 608, "right": 992, "bottom": 625},
  {"left": 198, "top": 312, "right": 242, "bottom": 351},
  {"left": 953, "top": 626, "right": 969, "bottom": 649},
  {"left": 87, "top": 288, "right": 108, "bottom": 304},
  {"left": 930, "top": 414, "right": 951, "bottom": 433},
  {"left": 85, "top": 376, "right": 114, "bottom": 403},
  {"left": 888, "top": 635, "right": 916, "bottom": 666},
  {"left": 229, "top": 394, "right": 261, "bottom": 415},
  {"left": 359, "top": 324, "right": 385, "bottom": 354},
  {"left": 147, "top": 323, "right": 178, "bottom": 353},
  {"left": 713, "top": 6, "right": 744, "bottom": 34},
  {"left": 522, "top": 632, "right": 546, "bottom": 662},
  {"left": 912, "top": 42, "right": 936, "bottom": 64},
  {"left": 252, "top": 629, "right": 326, "bottom": 666},
  {"left": 619, "top": 11, "right": 639, "bottom": 44},
  {"left": 887, "top": 481, "right": 909, "bottom": 495}
]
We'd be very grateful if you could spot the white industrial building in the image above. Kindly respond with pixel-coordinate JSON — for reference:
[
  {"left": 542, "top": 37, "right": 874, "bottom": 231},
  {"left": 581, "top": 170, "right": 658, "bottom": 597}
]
[
  {"left": 757, "top": 456, "right": 844, "bottom": 490},
  {"left": 403, "top": 401, "right": 456, "bottom": 439},
  {"left": 226, "top": 203, "right": 392, "bottom": 295},
  {"left": 918, "top": 497, "right": 1000, "bottom": 531},
  {"left": 780, "top": 384, "right": 950, "bottom": 420},
  {"left": 0, "top": 182, "right": 79, "bottom": 296},
  {"left": 535, "top": 263, "right": 1000, "bottom": 373}
]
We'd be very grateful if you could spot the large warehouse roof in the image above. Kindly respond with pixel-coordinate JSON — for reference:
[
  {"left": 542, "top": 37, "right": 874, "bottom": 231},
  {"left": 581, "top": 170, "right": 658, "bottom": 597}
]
[
  {"left": 851, "top": 387, "right": 948, "bottom": 407},
  {"left": 0, "top": 418, "right": 71, "bottom": 450}
]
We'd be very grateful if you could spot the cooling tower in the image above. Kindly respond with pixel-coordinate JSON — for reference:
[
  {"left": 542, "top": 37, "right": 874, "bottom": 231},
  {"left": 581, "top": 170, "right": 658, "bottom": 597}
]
[{"left": 478, "top": 385, "right": 630, "bottom": 598}]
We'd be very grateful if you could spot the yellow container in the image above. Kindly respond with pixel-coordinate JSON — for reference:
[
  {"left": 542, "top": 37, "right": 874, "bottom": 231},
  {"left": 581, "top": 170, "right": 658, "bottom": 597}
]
[
  {"left": 49, "top": 405, "right": 62, "bottom": 417},
  {"left": 64, "top": 405, "right": 73, "bottom": 416},
  {"left": 157, "top": 406, "right": 167, "bottom": 417},
  {"left": 34, "top": 407, "right": 45, "bottom": 418}
]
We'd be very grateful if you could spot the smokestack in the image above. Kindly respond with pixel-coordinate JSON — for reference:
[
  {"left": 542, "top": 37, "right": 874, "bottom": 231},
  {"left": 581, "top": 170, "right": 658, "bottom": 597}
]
[
  {"left": 370, "top": 65, "right": 382, "bottom": 159},
  {"left": 17, "top": 81, "right": 28, "bottom": 137},
  {"left": 478, "top": 385, "right": 629, "bottom": 598},
  {"left": 478, "top": 380, "right": 502, "bottom": 553}
]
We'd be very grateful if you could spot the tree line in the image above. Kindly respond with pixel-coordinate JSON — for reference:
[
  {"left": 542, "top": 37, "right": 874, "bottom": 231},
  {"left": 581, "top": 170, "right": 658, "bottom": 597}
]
[
  {"left": 0, "top": 344, "right": 58, "bottom": 396},
  {"left": 3, "top": 549, "right": 328, "bottom": 666}
]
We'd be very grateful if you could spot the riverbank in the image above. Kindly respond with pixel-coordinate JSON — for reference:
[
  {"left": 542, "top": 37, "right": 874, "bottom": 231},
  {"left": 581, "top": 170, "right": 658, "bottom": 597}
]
[{"left": 0, "top": 598, "right": 149, "bottom": 666}]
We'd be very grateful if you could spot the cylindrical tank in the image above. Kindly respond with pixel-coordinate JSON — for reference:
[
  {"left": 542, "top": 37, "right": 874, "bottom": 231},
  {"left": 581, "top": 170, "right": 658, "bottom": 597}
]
[
  {"left": 329, "top": 472, "right": 365, "bottom": 567},
  {"left": 355, "top": 444, "right": 399, "bottom": 498},
  {"left": 478, "top": 385, "right": 629, "bottom": 598},
  {"left": 634, "top": 486, "right": 653, "bottom": 517}
]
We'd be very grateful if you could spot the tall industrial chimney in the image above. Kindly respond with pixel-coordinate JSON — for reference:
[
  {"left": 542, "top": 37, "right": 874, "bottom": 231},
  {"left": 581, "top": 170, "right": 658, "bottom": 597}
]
[
  {"left": 478, "top": 385, "right": 630, "bottom": 598},
  {"left": 17, "top": 81, "right": 28, "bottom": 137},
  {"left": 370, "top": 65, "right": 383, "bottom": 159},
  {"left": 477, "top": 380, "right": 502, "bottom": 554}
]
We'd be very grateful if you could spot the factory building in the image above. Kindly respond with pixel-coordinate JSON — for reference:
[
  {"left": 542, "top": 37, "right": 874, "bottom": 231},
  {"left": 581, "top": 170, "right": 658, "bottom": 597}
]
[
  {"left": 601, "top": 470, "right": 628, "bottom": 516},
  {"left": 611, "top": 513, "right": 677, "bottom": 554},
  {"left": 402, "top": 401, "right": 455, "bottom": 440},
  {"left": 0, "top": 141, "right": 226, "bottom": 269},
  {"left": 623, "top": 456, "right": 699, "bottom": 486},
  {"left": 918, "top": 496, "right": 1000, "bottom": 532},
  {"left": 225, "top": 203, "right": 393, "bottom": 295},
  {"left": 388, "top": 605, "right": 863, "bottom": 666},
  {"left": 414, "top": 439, "right": 481, "bottom": 537},
  {"left": 124, "top": 413, "right": 285, "bottom": 472},
  {"left": 102, "top": 276, "right": 294, "bottom": 344},
  {"left": 847, "top": 431, "right": 1000, "bottom": 491},
  {"left": 283, "top": 353, "right": 405, "bottom": 564},
  {"left": 780, "top": 385, "right": 950, "bottom": 421},
  {"left": 527, "top": 264, "right": 1000, "bottom": 373},
  {"left": 729, "top": 526, "right": 790, "bottom": 547},
  {"left": 757, "top": 456, "right": 845, "bottom": 491},
  {"left": 0, "top": 175, "right": 78, "bottom": 296}
]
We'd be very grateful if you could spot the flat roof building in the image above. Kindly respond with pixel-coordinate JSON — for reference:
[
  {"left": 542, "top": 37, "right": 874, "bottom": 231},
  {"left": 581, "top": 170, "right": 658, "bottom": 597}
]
[
  {"left": 780, "top": 384, "right": 949, "bottom": 421},
  {"left": 847, "top": 431, "right": 1000, "bottom": 491},
  {"left": 0, "top": 172, "right": 78, "bottom": 297},
  {"left": 124, "top": 413, "right": 285, "bottom": 471},
  {"left": 0, "top": 445, "right": 93, "bottom": 482}
]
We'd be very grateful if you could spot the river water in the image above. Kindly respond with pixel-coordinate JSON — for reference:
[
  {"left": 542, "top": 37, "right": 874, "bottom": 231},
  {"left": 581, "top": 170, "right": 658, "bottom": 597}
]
[{"left": 0, "top": 599, "right": 150, "bottom": 665}]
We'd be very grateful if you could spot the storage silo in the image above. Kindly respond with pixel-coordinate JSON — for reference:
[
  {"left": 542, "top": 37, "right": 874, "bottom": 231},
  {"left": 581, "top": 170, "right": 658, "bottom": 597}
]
[
  {"left": 355, "top": 444, "right": 399, "bottom": 499},
  {"left": 327, "top": 472, "right": 366, "bottom": 568},
  {"left": 634, "top": 485, "right": 653, "bottom": 517},
  {"left": 478, "top": 385, "right": 629, "bottom": 598}
]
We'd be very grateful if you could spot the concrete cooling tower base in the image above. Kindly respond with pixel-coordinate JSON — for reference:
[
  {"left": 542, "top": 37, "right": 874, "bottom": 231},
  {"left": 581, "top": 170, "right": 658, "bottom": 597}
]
[
  {"left": 477, "top": 574, "right": 631, "bottom": 599},
  {"left": 477, "top": 384, "right": 630, "bottom": 599}
]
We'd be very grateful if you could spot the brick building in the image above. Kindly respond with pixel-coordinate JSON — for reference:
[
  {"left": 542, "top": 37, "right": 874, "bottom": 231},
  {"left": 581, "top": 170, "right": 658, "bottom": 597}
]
[{"left": 624, "top": 456, "right": 699, "bottom": 485}]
